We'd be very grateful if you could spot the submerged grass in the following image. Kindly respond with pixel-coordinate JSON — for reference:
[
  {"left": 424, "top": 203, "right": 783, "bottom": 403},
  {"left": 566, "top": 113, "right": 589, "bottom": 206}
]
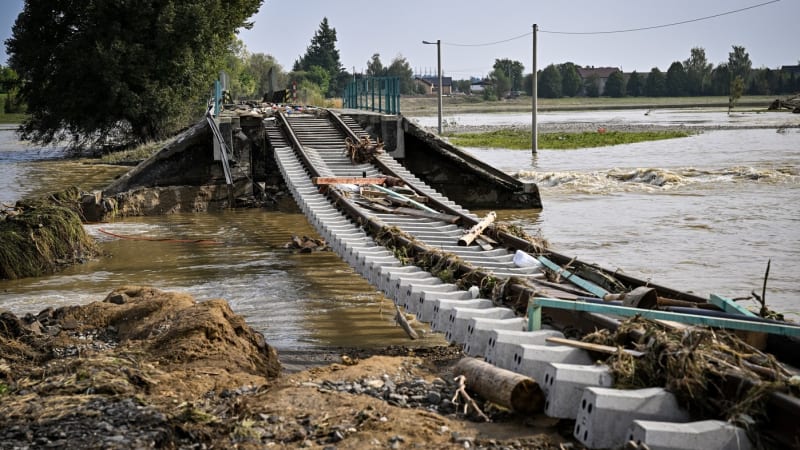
[
  {"left": 0, "top": 187, "right": 97, "bottom": 280},
  {"left": 446, "top": 129, "right": 693, "bottom": 150}
]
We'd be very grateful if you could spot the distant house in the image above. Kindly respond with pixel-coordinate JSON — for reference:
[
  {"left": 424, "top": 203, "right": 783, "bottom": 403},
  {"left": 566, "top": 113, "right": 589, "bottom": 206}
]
[
  {"left": 576, "top": 67, "right": 620, "bottom": 96},
  {"left": 470, "top": 78, "right": 491, "bottom": 93},
  {"left": 780, "top": 65, "right": 800, "bottom": 75},
  {"left": 415, "top": 76, "right": 452, "bottom": 95}
]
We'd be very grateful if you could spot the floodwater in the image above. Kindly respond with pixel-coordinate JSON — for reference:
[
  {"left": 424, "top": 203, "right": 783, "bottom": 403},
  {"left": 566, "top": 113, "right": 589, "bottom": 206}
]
[{"left": 1, "top": 110, "right": 799, "bottom": 361}]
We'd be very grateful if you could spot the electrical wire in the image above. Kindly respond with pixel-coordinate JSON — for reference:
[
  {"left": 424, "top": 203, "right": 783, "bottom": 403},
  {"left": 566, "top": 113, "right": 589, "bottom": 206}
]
[{"left": 441, "top": 0, "right": 779, "bottom": 46}]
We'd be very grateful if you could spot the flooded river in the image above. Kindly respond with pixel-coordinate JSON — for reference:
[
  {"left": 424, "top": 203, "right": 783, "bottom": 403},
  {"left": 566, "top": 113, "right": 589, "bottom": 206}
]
[{"left": 1, "top": 110, "right": 799, "bottom": 362}]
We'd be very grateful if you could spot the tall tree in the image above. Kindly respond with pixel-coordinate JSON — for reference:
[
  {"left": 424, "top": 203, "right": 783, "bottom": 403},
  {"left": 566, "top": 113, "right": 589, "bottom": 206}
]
[
  {"left": 626, "top": 71, "right": 643, "bottom": 97},
  {"left": 603, "top": 70, "right": 625, "bottom": 97},
  {"left": 245, "top": 53, "right": 287, "bottom": 98},
  {"left": 386, "top": 54, "right": 415, "bottom": 95},
  {"left": 584, "top": 74, "right": 600, "bottom": 97},
  {"left": 538, "top": 64, "right": 562, "bottom": 98},
  {"left": 489, "top": 67, "right": 510, "bottom": 100},
  {"left": 645, "top": 68, "right": 666, "bottom": 96},
  {"left": 7, "top": 0, "right": 262, "bottom": 146},
  {"left": 683, "top": 47, "right": 712, "bottom": 96},
  {"left": 366, "top": 53, "right": 385, "bottom": 77},
  {"left": 559, "top": 63, "right": 582, "bottom": 97},
  {"left": 728, "top": 45, "right": 752, "bottom": 83},
  {"left": 493, "top": 58, "right": 525, "bottom": 92},
  {"left": 294, "top": 17, "right": 345, "bottom": 97},
  {"left": 665, "top": 61, "right": 688, "bottom": 96},
  {"left": 710, "top": 64, "right": 731, "bottom": 95}
]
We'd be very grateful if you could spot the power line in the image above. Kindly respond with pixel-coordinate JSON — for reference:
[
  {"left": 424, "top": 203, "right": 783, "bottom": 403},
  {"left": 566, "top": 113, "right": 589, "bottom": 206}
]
[
  {"left": 541, "top": 0, "right": 780, "bottom": 34},
  {"left": 441, "top": 0, "right": 779, "bottom": 46}
]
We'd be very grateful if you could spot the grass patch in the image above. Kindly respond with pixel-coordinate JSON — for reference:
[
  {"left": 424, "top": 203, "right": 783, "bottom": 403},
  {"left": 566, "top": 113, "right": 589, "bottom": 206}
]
[
  {"left": 0, "top": 187, "right": 97, "bottom": 280},
  {"left": 99, "top": 138, "right": 172, "bottom": 165},
  {"left": 446, "top": 129, "right": 693, "bottom": 150}
]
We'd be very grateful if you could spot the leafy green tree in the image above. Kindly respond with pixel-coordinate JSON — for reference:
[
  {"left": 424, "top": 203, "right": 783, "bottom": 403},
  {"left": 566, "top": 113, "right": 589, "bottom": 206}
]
[
  {"left": 385, "top": 55, "right": 415, "bottom": 95},
  {"left": 6, "top": 0, "right": 261, "bottom": 146},
  {"left": 559, "top": 62, "right": 582, "bottom": 97},
  {"left": 488, "top": 67, "right": 510, "bottom": 100},
  {"left": 538, "top": 64, "right": 562, "bottom": 98},
  {"left": 245, "top": 53, "right": 287, "bottom": 98},
  {"left": 522, "top": 73, "right": 534, "bottom": 96},
  {"left": 584, "top": 74, "right": 600, "bottom": 97},
  {"left": 728, "top": 76, "right": 744, "bottom": 113},
  {"left": 493, "top": 59, "right": 524, "bottom": 92},
  {"left": 710, "top": 64, "right": 730, "bottom": 95},
  {"left": 645, "top": 68, "right": 666, "bottom": 96},
  {"left": 683, "top": 47, "right": 712, "bottom": 96},
  {"left": 603, "top": 70, "right": 625, "bottom": 97},
  {"left": 665, "top": 61, "right": 687, "bottom": 96},
  {"left": 366, "top": 53, "right": 385, "bottom": 77},
  {"left": 728, "top": 45, "right": 752, "bottom": 84},
  {"left": 0, "top": 65, "right": 19, "bottom": 93},
  {"left": 453, "top": 79, "right": 472, "bottom": 94},
  {"left": 294, "top": 17, "right": 346, "bottom": 97},
  {"left": 222, "top": 39, "right": 257, "bottom": 99},
  {"left": 626, "top": 71, "right": 643, "bottom": 96}
]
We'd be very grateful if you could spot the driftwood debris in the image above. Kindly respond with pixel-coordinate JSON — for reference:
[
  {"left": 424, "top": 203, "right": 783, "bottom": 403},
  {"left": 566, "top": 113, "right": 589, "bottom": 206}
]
[
  {"left": 458, "top": 211, "right": 496, "bottom": 246},
  {"left": 283, "top": 235, "right": 329, "bottom": 253},
  {"left": 545, "top": 336, "right": 645, "bottom": 357},
  {"left": 768, "top": 95, "right": 800, "bottom": 113},
  {"left": 453, "top": 357, "right": 544, "bottom": 414},
  {"left": 344, "top": 136, "right": 384, "bottom": 163},
  {"left": 452, "top": 374, "right": 491, "bottom": 422},
  {"left": 394, "top": 305, "right": 418, "bottom": 340}
]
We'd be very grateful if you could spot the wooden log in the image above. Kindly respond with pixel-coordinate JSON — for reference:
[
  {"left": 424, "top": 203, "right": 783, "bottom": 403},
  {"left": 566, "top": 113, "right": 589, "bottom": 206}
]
[
  {"left": 458, "top": 211, "right": 496, "bottom": 246},
  {"left": 313, "top": 177, "right": 387, "bottom": 185},
  {"left": 394, "top": 305, "right": 418, "bottom": 339},
  {"left": 453, "top": 357, "right": 544, "bottom": 414},
  {"left": 545, "top": 336, "right": 645, "bottom": 357}
]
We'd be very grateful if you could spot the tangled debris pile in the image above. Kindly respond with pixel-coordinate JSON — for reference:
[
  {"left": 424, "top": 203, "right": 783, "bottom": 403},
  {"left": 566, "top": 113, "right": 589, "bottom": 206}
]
[
  {"left": 583, "top": 316, "right": 798, "bottom": 447},
  {"left": 283, "top": 234, "right": 331, "bottom": 253},
  {"left": 344, "top": 136, "right": 384, "bottom": 163}
]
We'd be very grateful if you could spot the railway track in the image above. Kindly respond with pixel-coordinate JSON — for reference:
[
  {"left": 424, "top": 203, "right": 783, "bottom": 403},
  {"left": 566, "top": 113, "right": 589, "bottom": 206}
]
[{"left": 266, "top": 109, "right": 791, "bottom": 449}]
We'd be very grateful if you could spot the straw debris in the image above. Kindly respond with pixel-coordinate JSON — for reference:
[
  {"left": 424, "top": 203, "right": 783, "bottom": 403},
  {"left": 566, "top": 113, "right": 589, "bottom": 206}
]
[{"left": 582, "top": 316, "right": 796, "bottom": 432}]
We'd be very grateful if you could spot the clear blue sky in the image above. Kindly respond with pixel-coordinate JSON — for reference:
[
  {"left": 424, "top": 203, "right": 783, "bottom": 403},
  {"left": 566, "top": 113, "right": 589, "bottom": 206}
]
[{"left": 2, "top": 0, "right": 797, "bottom": 79}]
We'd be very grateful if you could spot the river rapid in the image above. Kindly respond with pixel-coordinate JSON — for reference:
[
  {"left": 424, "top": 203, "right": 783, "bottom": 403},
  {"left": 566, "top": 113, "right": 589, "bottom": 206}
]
[{"left": 1, "top": 110, "right": 799, "bottom": 363}]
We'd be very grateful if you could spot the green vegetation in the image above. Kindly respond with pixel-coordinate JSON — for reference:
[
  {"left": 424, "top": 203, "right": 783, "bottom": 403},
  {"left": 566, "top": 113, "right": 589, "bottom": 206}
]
[
  {"left": 0, "top": 93, "right": 26, "bottom": 124},
  {"left": 99, "top": 139, "right": 172, "bottom": 165},
  {"left": 0, "top": 188, "right": 97, "bottom": 280},
  {"left": 446, "top": 129, "right": 693, "bottom": 150},
  {"left": 6, "top": 0, "right": 262, "bottom": 148}
]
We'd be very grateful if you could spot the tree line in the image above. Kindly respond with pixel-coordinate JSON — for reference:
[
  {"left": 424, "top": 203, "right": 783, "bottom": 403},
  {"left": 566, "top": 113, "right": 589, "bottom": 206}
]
[
  {"left": 4, "top": 3, "right": 798, "bottom": 149},
  {"left": 536, "top": 46, "right": 799, "bottom": 99}
]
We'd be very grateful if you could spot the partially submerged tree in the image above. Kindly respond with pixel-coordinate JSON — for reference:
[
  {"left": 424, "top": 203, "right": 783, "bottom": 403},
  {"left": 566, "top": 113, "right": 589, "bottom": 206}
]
[{"left": 6, "top": 0, "right": 262, "bottom": 147}]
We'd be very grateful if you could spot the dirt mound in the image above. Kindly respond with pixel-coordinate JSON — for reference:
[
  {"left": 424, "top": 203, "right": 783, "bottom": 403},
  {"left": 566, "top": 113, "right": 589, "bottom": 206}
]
[{"left": 0, "top": 288, "right": 576, "bottom": 449}]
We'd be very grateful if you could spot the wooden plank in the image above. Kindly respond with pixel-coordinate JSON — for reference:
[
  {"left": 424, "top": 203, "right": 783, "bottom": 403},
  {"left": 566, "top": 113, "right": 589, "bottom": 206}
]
[
  {"left": 313, "top": 177, "right": 387, "bottom": 185},
  {"left": 545, "top": 336, "right": 645, "bottom": 357},
  {"left": 709, "top": 293, "right": 758, "bottom": 317},
  {"left": 459, "top": 211, "right": 496, "bottom": 246},
  {"left": 536, "top": 255, "right": 609, "bottom": 298},
  {"left": 528, "top": 297, "right": 800, "bottom": 337}
]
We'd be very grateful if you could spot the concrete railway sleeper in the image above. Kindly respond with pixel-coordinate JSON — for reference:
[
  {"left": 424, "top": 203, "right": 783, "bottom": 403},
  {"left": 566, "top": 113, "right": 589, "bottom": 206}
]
[{"left": 268, "top": 110, "right": 798, "bottom": 449}]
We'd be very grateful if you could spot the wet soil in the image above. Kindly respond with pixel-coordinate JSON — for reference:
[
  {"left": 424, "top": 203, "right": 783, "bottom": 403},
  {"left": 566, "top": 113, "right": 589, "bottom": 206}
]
[{"left": 0, "top": 287, "right": 581, "bottom": 449}]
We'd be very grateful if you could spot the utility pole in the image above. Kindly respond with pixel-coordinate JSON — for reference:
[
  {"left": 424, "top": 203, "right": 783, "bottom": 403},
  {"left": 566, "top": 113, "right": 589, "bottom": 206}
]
[
  {"left": 422, "top": 39, "right": 443, "bottom": 134},
  {"left": 532, "top": 24, "right": 538, "bottom": 154}
]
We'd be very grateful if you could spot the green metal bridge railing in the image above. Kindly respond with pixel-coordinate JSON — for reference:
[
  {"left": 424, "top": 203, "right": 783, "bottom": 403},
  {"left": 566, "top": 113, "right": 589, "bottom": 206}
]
[{"left": 343, "top": 76, "right": 400, "bottom": 114}]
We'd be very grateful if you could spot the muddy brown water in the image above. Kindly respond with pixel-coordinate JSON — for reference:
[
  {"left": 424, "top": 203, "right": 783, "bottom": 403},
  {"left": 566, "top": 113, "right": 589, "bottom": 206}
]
[{"left": 2, "top": 113, "right": 799, "bottom": 367}]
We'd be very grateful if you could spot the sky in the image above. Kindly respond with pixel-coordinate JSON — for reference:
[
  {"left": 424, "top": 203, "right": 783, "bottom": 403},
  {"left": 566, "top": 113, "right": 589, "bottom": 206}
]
[{"left": 2, "top": 0, "right": 798, "bottom": 79}]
